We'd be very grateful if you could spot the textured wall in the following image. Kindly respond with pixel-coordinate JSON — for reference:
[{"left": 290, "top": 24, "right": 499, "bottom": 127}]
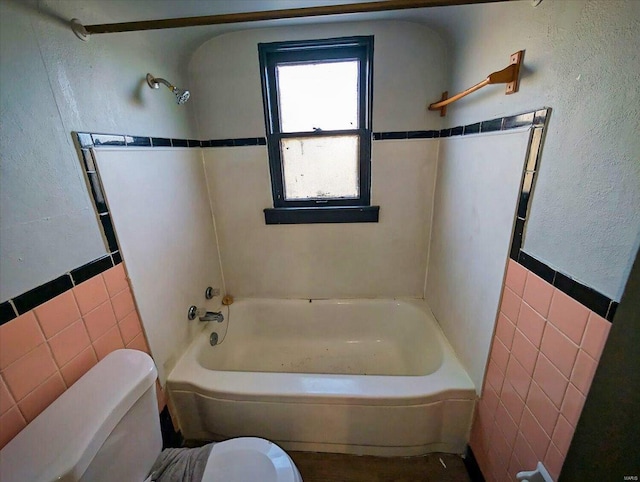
[
  {"left": 189, "top": 21, "right": 447, "bottom": 138},
  {"left": 0, "top": 0, "right": 198, "bottom": 301},
  {"left": 440, "top": 0, "right": 640, "bottom": 301}
]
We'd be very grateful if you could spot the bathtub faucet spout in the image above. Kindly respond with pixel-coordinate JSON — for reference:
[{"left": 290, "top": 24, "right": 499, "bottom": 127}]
[{"left": 199, "top": 310, "right": 224, "bottom": 323}]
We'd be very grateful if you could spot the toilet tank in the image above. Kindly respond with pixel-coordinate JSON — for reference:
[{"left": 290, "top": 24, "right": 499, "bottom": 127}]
[{"left": 0, "top": 349, "right": 162, "bottom": 482}]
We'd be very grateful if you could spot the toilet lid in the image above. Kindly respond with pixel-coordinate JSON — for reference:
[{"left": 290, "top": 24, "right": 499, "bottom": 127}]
[{"left": 201, "top": 437, "right": 300, "bottom": 482}]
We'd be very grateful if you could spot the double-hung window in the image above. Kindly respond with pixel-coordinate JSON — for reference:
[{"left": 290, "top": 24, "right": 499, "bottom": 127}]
[{"left": 258, "top": 36, "right": 379, "bottom": 224}]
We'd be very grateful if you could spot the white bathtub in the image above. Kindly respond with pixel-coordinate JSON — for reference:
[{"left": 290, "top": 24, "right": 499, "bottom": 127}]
[{"left": 167, "top": 299, "right": 476, "bottom": 456}]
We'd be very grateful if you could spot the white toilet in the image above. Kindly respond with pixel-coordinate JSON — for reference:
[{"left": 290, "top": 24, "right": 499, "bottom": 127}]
[{"left": 0, "top": 349, "right": 302, "bottom": 482}]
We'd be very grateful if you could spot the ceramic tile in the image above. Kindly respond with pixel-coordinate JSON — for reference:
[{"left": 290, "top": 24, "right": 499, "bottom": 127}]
[
  {"left": 73, "top": 275, "right": 109, "bottom": 316},
  {"left": 511, "top": 328, "right": 538, "bottom": 375},
  {"left": 126, "top": 332, "right": 150, "bottom": 354},
  {"left": 500, "top": 287, "right": 521, "bottom": 323},
  {"left": 102, "top": 264, "right": 129, "bottom": 297},
  {"left": 570, "top": 350, "right": 598, "bottom": 395},
  {"left": 519, "top": 407, "right": 550, "bottom": 461},
  {"left": 581, "top": 312, "right": 611, "bottom": 361},
  {"left": 513, "top": 432, "right": 538, "bottom": 475},
  {"left": 60, "top": 347, "right": 98, "bottom": 387},
  {"left": 500, "top": 381, "right": 525, "bottom": 425},
  {"left": 544, "top": 442, "right": 564, "bottom": 482},
  {"left": 486, "top": 358, "right": 505, "bottom": 394},
  {"left": 83, "top": 301, "right": 117, "bottom": 342},
  {"left": 17, "top": 372, "right": 65, "bottom": 423},
  {"left": 92, "top": 326, "right": 125, "bottom": 360},
  {"left": 533, "top": 354, "right": 569, "bottom": 409},
  {"left": 494, "top": 401, "right": 518, "bottom": 447},
  {"left": 505, "top": 356, "right": 532, "bottom": 401},
  {"left": 0, "top": 406, "right": 26, "bottom": 450},
  {"left": 489, "top": 420, "right": 511, "bottom": 474},
  {"left": 0, "top": 376, "right": 15, "bottom": 416},
  {"left": 495, "top": 312, "right": 516, "bottom": 350},
  {"left": 33, "top": 291, "right": 80, "bottom": 339},
  {"left": 561, "top": 383, "right": 586, "bottom": 427},
  {"left": 489, "top": 338, "right": 510, "bottom": 375},
  {"left": 547, "top": 289, "right": 590, "bottom": 345},
  {"left": 71, "top": 256, "right": 113, "bottom": 284},
  {"left": 552, "top": 414, "right": 575, "bottom": 456},
  {"left": 481, "top": 383, "right": 500, "bottom": 419},
  {"left": 111, "top": 288, "right": 135, "bottom": 321},
  {"left": 517, "top": 301, "right": 546, "bottom": 347},
  {"left": 0, "top": 312, "right": 45, "bottom": 369},
  {"left": 523, "top": 272, "right": 554, "bottom": 317},
  {"left": 540, "top": 322, "right": 579, "bottom": 379},
  {"left": 48, "top": 319, "right": 91, "bottom": 367},
  {"left": 526, "top": 381, "right": 559, "bottom": 437},
  {"left": 471, "top": 406, "right": 493, "bottom": 457},
  {"left": 3, "top": 344, "right": 58, "bottom": 401},
  {"left": 508, "top": 452, "right": 523, "bottom": 482},
  {"left": 13, "top": 275, "right": 73, "bottom": 315},
  {"left": 505, "top": 260, "right": 528, "bottom": 297},
  {"left": 118, "top": 310, "right": 143, "bottom": 345}
]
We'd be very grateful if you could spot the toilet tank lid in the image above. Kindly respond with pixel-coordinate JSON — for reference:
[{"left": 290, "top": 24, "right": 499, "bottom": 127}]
[{"left": 0, "top": 349, "right": 157, "bottom": 482}]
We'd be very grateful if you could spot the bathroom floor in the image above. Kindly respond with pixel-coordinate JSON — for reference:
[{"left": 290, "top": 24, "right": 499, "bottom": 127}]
[{"left": 288, "top": 452, "right": 471, "bottom": 482}]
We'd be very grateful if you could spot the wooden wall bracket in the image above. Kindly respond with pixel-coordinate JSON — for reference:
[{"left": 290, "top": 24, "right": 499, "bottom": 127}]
[{"left": 429, "top": 50, "right": 524, "bottom": 116}]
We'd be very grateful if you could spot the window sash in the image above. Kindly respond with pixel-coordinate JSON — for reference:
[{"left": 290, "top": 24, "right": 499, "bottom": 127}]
[{"left": 259, "top": 36, "right": 373, "bottom": 209}]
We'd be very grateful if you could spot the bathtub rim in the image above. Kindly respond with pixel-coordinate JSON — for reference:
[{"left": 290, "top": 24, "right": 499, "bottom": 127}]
[{"left": 167, "top": 298, "right": 476, "bottom": 406}]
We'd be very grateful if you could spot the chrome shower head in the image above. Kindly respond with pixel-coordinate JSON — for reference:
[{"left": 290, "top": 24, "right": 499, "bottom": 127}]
[
  {"left": 146, "top": 73, "right": 190, "bottom": 105},
  {"left": 173, "top": 87, "right": 190, "bottom": 105}
]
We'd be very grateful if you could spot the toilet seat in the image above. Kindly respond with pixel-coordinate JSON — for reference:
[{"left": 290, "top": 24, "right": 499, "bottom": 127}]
[{"left": 201, "top": 437, "right": 302, "bottom": 482}]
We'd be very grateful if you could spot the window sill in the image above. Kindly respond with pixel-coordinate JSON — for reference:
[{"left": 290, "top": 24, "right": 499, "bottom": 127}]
[{"left": 264, "top": 206, "right": 379, "bottom": 225}]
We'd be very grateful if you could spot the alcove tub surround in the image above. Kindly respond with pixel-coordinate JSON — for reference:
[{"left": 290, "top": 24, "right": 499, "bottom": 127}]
[{"left": 192, "top": 20, "right": 446, "bottom": 299}]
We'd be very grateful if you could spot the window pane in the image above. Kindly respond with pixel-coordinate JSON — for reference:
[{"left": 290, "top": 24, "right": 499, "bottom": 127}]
[
  {"left": 277, "top": 61, "right": 358, "bottom": 132},
  {"left": 282, "top": 135, "right": 359, "bottom": 200}
]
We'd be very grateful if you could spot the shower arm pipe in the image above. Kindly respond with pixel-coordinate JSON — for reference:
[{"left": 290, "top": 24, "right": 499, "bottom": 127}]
[
  {"left": 428, "top": 50, "right": 524, "bottom": 117},
  {"left": 70, "top": 0, "right": 503, "bottom": 37}
]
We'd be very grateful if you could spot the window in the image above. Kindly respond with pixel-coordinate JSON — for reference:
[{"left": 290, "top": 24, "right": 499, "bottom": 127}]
[{"left": 258, "top": 36, "right": 379, "bottom": 224}]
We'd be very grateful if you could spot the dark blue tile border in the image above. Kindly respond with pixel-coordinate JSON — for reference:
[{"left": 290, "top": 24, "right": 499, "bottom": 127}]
[
  {"left": 171, "top": 138, "right": 188, "bottom": 147},
  {"left": 0, "top": 301, "right": 17, "bottom": 324},
  {"left": 125, "top": 135, "right": 152, "bottom": 147},
  {"left": 91, "top": 133, "right": 125, "bottom": 146},
  {"left": 517, "top": 250, "right": 618, "bottom": 321},
  {"left": 70, "top": 255, "right": 114, "bottom": 284},
  {"left": 152, "top": 137, "right": 172, "bottom": 147},
  {"left": 1, "top": 252, "right": 121, "bottom": 326},
  {"left": 13, "top": 274, "right": 74, "bottom": 315}
]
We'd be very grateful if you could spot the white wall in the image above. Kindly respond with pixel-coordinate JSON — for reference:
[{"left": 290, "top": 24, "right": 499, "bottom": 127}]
[
  {"left": 426, "top": 129, "right": 532, "bottom": 392},
  {"left": 93, "top": 148, "right": 224, "bottom": 383},
  {"left": 438, "top": 0, "right": 640, "bottom": 301},
  {"left": 204, "top": 140, "right": 438, "bottom": 299},
  {"left": 0, "top": 0, "right": 198, "bottom": 301},
  {"left": 189, "top": 21, "right": 447, "bottom": 138}
]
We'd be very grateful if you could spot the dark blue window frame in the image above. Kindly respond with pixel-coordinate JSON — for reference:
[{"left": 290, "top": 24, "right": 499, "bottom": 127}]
[{"left": 258, "top": 36, "right": 379, "bottom": 224}]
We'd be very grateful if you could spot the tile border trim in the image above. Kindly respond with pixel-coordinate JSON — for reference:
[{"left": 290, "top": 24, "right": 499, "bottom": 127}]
[
  {"left": 2, "top": 118, "right": 616, "bottom": 326},
  {"left": 372, "top": 109, "right": 547, "bottom": 141},
  {"left": 0, "top": 252, "right": 121, "bottom": 326},
  {"left": 516, "top": 249, "right": 618, "bottom": 321}
]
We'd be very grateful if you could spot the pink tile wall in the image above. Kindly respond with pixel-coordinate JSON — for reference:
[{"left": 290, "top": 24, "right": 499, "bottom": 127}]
[
  {"left": 0, "top": 264, "right": 154, "bottom": 450},
  {"left": 470, "top": 260, "right": 611, "bottom": 482}
]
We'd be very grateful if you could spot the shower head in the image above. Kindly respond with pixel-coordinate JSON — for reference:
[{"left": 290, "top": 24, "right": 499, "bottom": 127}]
[{"left": 146, "top": 73, "right": 190, "bottom": 104}]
